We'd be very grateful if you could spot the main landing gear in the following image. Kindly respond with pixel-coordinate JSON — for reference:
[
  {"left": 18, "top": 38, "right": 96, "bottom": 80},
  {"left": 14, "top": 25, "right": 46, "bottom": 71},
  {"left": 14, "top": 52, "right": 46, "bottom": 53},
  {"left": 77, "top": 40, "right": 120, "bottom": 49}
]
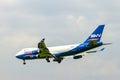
[
  {"left": 45, "top": 57, "right": 63, "bottom": 63},
  {"left": 46, "top": 58, "right": 50, "bottom": 62},
  {"left": 53, "top": 57, "right": 63, "bottom": 63},
  {"left": 46, "top": 57, "right": 50, "bottom": 63}
]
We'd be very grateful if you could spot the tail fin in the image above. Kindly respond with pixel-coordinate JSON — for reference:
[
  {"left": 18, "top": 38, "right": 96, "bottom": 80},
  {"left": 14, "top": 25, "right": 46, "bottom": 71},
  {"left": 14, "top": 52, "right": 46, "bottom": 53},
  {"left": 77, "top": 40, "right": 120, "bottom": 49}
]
[{"left": 84, "top": 24, "right": 105, "bottom": 43}]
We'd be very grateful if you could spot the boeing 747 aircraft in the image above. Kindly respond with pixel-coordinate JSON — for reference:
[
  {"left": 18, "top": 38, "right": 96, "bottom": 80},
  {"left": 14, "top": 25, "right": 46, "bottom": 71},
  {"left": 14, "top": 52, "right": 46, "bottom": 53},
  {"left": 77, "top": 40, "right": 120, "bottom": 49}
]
[{"left": 16, "top": 24, "right": 110, "bottom": 65}]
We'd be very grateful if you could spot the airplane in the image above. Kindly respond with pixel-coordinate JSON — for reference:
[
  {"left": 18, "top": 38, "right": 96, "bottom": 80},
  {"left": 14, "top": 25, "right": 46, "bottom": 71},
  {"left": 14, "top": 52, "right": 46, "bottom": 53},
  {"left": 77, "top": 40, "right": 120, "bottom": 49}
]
[{"left": 15, "top": 24, "right": 111, "bottom": 65}]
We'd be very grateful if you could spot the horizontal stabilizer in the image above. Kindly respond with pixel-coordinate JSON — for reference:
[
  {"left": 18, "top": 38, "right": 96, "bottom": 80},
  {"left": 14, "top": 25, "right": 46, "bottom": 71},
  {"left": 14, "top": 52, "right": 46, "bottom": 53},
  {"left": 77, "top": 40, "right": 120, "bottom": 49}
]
[
  {"left": 86, "top": 48, "right": 105, "bottom": 53},
  {"left": 103, "top": 43, "right": 112, "bottom": 45},
  {"left": 100, "top": 48, "right": 105, "bottom": 51},
  {"left": 86, "top": 51, "right": 97, "bottom": 53}
]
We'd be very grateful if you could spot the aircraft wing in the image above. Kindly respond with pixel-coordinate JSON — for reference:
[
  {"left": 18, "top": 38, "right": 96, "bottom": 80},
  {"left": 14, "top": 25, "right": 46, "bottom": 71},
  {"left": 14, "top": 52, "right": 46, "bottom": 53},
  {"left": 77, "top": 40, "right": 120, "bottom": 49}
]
[
  {"left": 38, "top": 38, "right": 63, "bottom": 63},
  {"left": 38, "top": 38, "right": 54, "bottom": 58},
  {"left": 37, "top": 38, "right": 60, "bottom": 63}
]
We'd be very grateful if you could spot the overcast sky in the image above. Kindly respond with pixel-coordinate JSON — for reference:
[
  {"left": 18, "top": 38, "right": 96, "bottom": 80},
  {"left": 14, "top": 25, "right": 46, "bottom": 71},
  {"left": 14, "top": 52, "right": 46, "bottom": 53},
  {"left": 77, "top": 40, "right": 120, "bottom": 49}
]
[{"left": 0, "top": 0, "right": 120, "bottom": 80}]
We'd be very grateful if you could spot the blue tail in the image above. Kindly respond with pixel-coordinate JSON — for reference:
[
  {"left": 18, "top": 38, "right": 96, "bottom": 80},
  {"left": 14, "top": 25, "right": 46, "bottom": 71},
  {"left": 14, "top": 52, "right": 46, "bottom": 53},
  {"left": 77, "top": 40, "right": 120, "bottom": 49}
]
[{"left": 84, "top": 24, "right": 105, "bottom": 43}]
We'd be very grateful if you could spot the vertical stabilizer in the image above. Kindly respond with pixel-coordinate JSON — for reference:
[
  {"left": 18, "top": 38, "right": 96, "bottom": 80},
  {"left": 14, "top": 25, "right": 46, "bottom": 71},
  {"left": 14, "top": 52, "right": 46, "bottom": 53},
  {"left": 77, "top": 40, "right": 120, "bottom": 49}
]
[{"left": 84, "top": 24, "right": 105, "bottom": 43}]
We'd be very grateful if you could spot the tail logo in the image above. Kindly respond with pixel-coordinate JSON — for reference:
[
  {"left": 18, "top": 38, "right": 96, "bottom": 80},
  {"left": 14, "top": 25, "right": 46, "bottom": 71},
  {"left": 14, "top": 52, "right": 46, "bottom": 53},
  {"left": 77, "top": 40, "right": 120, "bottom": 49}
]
[
  {"left": 91, "top": 34, "right": 101, "bottom": 38},
  {"left": 90, "top": 34, "right": 101, "bottom": 40}
]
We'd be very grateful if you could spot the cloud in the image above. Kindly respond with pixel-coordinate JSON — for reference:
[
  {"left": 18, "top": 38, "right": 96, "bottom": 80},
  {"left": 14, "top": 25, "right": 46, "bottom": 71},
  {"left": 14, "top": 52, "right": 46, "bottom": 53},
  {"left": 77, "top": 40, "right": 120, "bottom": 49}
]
[
  {"left": 52, "top": 55, "right": 120, "bottom": 80},
  {"left": 0, "top": 0, "right": 20, "bottom": 6}
]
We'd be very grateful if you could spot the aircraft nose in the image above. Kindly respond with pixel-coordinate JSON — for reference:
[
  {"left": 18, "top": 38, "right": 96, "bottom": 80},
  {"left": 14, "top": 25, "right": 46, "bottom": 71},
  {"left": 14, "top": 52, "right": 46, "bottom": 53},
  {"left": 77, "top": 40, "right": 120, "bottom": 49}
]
[
  {"left": 15, "top": 52, "right": 23, "bottom": 59},
  {"left": 15, "top": 54, "right": 21, "bottom": 59}
]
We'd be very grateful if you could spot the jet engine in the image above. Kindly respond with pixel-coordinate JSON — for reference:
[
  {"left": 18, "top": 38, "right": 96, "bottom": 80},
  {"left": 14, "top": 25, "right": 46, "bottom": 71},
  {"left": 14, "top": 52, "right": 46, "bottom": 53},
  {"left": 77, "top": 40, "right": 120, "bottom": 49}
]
[{"left": 73, "top": 55, "right": 82, "bottom": 59}]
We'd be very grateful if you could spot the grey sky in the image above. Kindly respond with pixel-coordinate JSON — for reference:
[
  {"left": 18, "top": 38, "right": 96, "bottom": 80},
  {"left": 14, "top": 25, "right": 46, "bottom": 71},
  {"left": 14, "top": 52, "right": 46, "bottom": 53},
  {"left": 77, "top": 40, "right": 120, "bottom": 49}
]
[{"left": 0, "top": 0, "right": 120, "bottom": 80}]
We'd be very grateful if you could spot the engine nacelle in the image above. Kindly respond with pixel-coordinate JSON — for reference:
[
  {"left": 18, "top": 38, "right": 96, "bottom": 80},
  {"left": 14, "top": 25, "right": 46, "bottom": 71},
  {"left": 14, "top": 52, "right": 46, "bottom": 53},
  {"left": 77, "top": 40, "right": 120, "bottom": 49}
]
[{"left": 73, "top": 55, "right": 82, "bottom": 59}]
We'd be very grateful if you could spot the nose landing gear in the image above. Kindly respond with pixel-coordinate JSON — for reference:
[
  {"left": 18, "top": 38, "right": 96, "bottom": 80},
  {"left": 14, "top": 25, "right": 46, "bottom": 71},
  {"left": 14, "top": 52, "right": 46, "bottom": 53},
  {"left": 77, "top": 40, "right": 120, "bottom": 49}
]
[{"left": 23, "top": 59, "right": 26, "bottom": 65}]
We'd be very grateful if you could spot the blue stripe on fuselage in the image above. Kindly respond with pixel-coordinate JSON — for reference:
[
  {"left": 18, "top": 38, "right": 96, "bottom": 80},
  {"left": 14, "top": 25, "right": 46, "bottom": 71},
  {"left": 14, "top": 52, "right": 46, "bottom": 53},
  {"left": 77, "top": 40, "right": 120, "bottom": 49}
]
[
  {"left": 54, "top": 42, "right": 103, "bottom": 57},
  {"left": 16, "top": 50, "right": 39, "bottom": 60}
]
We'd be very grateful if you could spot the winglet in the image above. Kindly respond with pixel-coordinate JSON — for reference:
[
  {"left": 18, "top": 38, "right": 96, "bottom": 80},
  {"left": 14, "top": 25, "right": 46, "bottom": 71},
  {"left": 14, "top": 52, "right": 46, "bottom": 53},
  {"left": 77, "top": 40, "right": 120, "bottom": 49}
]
[
  {"left": 41, "top": 38, "right": 45, "bottom": 42},
  {"left": 38, "top": 38, "right": 46, "bottom": 48}
]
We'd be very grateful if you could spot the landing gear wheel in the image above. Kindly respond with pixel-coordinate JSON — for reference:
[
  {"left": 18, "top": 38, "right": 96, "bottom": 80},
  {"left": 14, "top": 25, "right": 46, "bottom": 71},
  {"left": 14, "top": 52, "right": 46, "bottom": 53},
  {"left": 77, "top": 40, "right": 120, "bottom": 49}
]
[
  {"left": 23, "top": 62, "right": 26, "bottom": 65},
  {"left": 23, "top": 60, "right": 26, "bottom": 65},
  {"left": 58, "top": 60, "right": 61, "bottom": 63},
  {"left": 58, "top": 57, "right": 63, "bottom": 63},
  {"left": 46, "top": 58, "right": 50, "bottom": 62},
  {"left": 53, "top": 58, "right": 63, "bottom": 63}
]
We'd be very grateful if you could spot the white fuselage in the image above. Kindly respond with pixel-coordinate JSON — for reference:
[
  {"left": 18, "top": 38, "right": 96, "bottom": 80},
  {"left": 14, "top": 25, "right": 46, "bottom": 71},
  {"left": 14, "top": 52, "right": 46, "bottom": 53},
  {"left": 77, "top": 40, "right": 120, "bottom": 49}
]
[{"left": 16, "top": 44, "right": 79, "bottom": 58}]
